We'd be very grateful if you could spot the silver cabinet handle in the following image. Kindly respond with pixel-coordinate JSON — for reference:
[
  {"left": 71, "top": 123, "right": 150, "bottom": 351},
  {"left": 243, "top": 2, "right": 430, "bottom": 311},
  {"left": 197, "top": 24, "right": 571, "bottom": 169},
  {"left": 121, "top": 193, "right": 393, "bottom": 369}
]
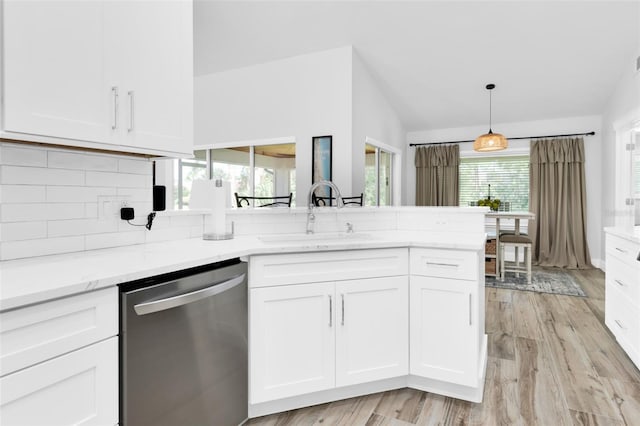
[
  {"left": 615, "top": 247, "right": 628, "bottom": 254},
  {"left": 111, "top": 86, "right": 119, "bottom": 130},
  {"left": 468, "top": 293, "right": 472, "bottom": 325},
  {"left": 341, "top": 294, "right": 345, "bottom": 326},
  {"left": 426, "top": 262, "right": 459, "bottom": 268},
  {"left": 328, "top": 295, "right": 333, "bottom": 327},
  {"left": 134, "top": 273, "right": 245, "bottom": 315},
  {"left": 128, "top": 90, "right": 135, "bottom": 132},
  {"left": 615, "top": 279, "right": 625, "bottom": 287},
  {"left": 615, "top": 319, "right": 626, "bottom": 330}
]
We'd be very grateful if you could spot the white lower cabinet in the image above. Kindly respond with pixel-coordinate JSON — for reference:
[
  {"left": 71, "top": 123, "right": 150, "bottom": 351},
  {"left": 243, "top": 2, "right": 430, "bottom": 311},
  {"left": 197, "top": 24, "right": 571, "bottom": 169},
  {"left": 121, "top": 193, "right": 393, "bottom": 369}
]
[
  {"left": 335, "top": 276, "right": 408, "bottom": 387},
  {"left": 409, "top": 276, "right": 478, "bottom": 386},
  {"left": 250, "top": 282, "right": 336, "bottom": 403},
  {"left": 605, "top": 231, "right": 640, "bottom": 368},
  {"left": 249, "top": 249, "right": 410, "bottom": 405},
  {"left": 0, "top": 337, "right": 118, "bottom": 426},
  {"left": 250, "top": 276, "right": 409, "bottom": 404},
  {"left": 0, "top": 288, "right": 119, "bottom": 426},
  {"left": 249, "top": 246, "right": 485, "bottom": 415}
]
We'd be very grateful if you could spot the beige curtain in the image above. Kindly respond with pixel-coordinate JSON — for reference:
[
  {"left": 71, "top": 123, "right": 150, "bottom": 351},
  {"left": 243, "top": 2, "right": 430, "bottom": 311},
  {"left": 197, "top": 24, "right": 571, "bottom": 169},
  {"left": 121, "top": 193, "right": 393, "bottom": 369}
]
[
  {"left": 529, "top": 137, "right": 592, "bottom": 269},
  {"left": 415, "top": 144, "right": 459, "bottom": 206}
]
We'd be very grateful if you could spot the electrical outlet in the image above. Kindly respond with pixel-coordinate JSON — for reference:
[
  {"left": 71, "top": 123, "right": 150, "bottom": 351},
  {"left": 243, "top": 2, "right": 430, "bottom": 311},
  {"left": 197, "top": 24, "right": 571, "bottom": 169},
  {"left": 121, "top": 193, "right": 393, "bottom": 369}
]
[{"left": 98, "top": 195, "right": 132, "bottom": 220}]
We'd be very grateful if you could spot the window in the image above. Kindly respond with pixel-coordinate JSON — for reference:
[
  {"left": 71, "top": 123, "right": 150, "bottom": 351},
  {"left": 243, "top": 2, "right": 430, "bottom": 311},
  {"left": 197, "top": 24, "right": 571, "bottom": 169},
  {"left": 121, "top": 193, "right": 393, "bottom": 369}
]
[
  {"left": 173, "top": 143, "right": 296, "bottom": 209},
  {"left": 458, "top": 155, "right": 529, "bottom": 211},
  {"left": 365, "top": 143, "right": 394, "bottom": 206}
]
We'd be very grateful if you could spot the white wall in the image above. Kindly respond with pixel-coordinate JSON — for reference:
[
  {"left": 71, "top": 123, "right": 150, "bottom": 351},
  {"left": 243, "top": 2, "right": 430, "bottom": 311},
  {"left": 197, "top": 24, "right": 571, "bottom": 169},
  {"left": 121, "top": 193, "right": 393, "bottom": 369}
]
[
  {"left": 195, "top": 46, "right": 353, "bottom": 202},
  {"left": 601, "top": 47, "right": 640, "bottom": 261},
  {"left": 351, "top": 51, "right": 407, "bottom": 203},
  {"left": 406, "top": 115, "right": 603, "bottom": 266}
]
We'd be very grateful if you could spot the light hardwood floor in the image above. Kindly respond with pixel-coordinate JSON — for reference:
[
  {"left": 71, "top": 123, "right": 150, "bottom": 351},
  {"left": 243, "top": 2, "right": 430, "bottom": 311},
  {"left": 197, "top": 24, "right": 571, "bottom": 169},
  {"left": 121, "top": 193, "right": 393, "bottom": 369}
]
[{"left": 246, "top": 268, "right": 640, "bottom": 426}]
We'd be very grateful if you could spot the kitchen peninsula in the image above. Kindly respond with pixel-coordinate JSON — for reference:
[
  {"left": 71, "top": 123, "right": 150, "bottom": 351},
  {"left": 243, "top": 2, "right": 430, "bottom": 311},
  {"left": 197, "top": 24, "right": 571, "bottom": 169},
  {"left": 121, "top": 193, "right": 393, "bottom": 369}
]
[{"left": 0, "top": 207, "right": 488, "bottom": 423}]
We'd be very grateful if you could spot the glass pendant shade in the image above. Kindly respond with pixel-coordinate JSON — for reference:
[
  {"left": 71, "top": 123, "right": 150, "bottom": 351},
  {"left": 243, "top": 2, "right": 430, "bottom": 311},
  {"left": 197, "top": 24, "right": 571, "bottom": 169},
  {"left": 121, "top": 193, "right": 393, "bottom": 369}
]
[{"left": 473, "top": 130, "right": 508, "bottom": 152}]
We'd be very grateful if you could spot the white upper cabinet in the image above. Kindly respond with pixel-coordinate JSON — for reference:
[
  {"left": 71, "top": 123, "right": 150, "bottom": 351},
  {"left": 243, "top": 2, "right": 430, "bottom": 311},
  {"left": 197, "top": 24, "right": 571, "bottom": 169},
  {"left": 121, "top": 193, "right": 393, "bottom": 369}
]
[
  {"left": 2, "top": 0, "right": 194, "bottom": 157},
  {"left": 3, "top": 1, "right": 110, "bottom": 144},
  {"left": 105, "top": 0, "right": 193, "bottom": 154}
]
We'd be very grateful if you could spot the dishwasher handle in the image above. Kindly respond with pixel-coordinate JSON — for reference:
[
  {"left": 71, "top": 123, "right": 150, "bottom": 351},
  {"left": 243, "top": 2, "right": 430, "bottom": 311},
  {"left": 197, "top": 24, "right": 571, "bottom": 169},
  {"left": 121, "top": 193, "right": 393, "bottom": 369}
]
[{"left": 133, "top": 273, "right": 246, "bottom": 316}]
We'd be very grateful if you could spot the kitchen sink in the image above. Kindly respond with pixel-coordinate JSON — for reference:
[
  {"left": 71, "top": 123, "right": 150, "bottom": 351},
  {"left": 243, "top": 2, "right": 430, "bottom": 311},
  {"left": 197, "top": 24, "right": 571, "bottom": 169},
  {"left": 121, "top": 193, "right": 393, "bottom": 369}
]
[{"left": 258, "top": 232, "right": 374, "bottom": 244}]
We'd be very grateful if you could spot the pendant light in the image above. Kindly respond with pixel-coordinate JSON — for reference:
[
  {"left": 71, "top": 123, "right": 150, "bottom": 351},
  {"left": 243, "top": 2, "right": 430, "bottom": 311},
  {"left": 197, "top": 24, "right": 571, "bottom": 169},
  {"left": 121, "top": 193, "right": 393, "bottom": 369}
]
[{"left": 473, "top": 83, "right": 508, "bottom": 152}]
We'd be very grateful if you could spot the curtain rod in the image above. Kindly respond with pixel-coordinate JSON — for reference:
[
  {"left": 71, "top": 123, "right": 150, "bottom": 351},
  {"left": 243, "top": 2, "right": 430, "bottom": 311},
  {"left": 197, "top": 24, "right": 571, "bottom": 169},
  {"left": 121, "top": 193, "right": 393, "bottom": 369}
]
[{"left": 408, "top": 131, "right": 595, "bottom": 147}]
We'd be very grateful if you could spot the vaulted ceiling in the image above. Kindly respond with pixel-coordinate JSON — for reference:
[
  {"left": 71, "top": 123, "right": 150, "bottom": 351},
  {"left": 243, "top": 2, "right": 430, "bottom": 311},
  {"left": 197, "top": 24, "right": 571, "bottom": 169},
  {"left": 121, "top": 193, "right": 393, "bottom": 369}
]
[{"left": 194, "top": 1, "right": 639, "bottom": 131}]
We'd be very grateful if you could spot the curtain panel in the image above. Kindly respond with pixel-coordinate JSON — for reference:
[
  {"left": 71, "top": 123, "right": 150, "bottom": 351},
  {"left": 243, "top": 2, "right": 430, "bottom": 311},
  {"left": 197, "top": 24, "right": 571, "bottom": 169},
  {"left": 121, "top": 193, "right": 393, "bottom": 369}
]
[
  {"left": 415, "top": 144, "right": 460, "bottom": 206},
  {"left": 529, "top": 137, "right": 592, "bottom": 269}
]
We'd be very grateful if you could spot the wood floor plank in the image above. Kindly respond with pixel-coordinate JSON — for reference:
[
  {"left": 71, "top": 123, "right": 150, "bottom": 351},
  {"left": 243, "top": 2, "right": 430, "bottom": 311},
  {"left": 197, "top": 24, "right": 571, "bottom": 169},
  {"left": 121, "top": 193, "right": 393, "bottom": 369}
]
[
  {"left": 602, "top": 377, "right": 640, "bottom": 425},
  {"left": 515, "top": 337, "right": 572, "bottom": 425},
  {"left": 469, "top": 358, "right": 522, "bottom": 426},
  {"left": 511, "top": 291, "right": 544, "bottom": 340},
  {"left": 414, "top": 393, "right": 472, "bottom": 426},
  {"left": 365, "top": 413, "right": 415, "bottom": 426},
  {"left": 314, "top": 393, "right": 384, "bottom": 426},
  {"left": 373, "top": 388, "right": 427, "bottom": 424},
  {"left": 488, "top": 332, "right": 515, "bottom": 360},
  {"left": 568, "top": 409, "right": 625, "bottom": 426},
  {"left": 486, "top": 287, "right": 513, "bottom": 303},
  {"left": 485, "top": 301, "right": 514, "bottom": 335}
]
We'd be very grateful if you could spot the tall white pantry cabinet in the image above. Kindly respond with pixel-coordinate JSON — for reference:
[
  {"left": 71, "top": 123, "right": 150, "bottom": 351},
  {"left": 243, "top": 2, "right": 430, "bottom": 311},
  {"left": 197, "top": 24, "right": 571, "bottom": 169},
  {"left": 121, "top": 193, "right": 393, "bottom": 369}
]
[{"left": 1, "top": 0, "right": 194, "bottom": 157}]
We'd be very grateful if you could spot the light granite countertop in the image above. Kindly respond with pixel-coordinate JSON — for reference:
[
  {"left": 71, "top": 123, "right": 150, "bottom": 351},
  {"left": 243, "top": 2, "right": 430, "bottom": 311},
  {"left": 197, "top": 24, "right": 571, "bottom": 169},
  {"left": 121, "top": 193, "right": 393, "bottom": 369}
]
[{"left": 0, "top": 230, "right": 485, "bottom": 312}]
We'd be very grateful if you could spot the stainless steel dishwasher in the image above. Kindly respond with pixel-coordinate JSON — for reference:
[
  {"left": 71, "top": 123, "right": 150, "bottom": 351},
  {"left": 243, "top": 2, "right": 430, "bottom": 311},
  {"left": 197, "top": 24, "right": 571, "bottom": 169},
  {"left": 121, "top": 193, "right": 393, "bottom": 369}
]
[{"left": 120, "top": 258, "right": 247, "bottom": 426}]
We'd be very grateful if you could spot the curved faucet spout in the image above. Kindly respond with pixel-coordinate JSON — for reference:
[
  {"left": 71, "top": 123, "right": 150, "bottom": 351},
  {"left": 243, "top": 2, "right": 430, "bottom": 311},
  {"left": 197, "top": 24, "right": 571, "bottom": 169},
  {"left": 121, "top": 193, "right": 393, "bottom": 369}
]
[
  {"left": 306, "top": 180, "right": 343, "bottom": 234},
  {"left": 307, "top": 180, "right": 343, "bottom": 210}
]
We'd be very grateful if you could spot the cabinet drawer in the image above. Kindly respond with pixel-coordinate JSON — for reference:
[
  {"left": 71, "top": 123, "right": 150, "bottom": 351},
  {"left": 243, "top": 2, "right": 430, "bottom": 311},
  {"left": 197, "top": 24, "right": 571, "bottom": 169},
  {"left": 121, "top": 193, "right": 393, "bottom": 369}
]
[
  {"left": 606, "top": 285, "right": 640, "bottom": 358},
  {"left": 607, "top": 254, "right": 640, "bottom": 307},
  {"left": 249, "top": 248, "right": 408, "bottom": 288},
  {"left": 0, "top": 287, "right": 118, "bottom": 376},
  {"left": 410, "top": 248, "right": 479, "bottom": 281},
  {"left": 607, "top": 234, "right": 640, "bottom": 268},
  {"left": 0, "top": 337, "right": 118, "bottom": 426}
]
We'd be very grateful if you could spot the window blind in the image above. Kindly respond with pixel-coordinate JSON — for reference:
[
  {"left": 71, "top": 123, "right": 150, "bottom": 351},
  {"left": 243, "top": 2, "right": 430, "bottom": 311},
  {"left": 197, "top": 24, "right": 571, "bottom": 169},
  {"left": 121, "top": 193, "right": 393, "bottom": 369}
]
[{"left": 459, "top": 155, "right": 529, "bottom": 211}]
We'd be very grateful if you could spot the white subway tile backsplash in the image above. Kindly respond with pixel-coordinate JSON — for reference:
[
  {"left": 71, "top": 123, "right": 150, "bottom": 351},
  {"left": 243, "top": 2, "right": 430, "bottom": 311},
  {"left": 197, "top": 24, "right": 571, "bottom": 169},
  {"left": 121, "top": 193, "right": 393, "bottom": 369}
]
[
  {"left": 85, "top": 231, "right": 145, "bottom": 251},
  {"left": 0, "top": 185, "right": 46, "bottom": 203},
  {"left": 48, "top": 151, "right": 118, "bottom": 172},
  {"left": 116, "top": 187, "right": 153, "bottom": 202},
  {"left": 0, "top": 144, "right": 196, "bottom": 260},
  {"left": 86, "top": 171, "right": 150, "bottom": 188},
  {"left": 85, "top": 203, "right": 99, "bottom": 218},
  {"left": 0, "top": 146, "right": 47, "bottom": 167},
  {"left": 1, "top": 165, "right": 85, "bottom": 186},
  {"left": 48, "top": 218, "right": 118, "bottom": 237},
  {"left": 145, "top": 227, "right": 192, "bottom": 243},
  {"left": 0, "top": 236, "right": 85, "bottom": 260},
  {"left": 47, "top": 186, "right": 116, "bottom": 203},
  {"left": 0, "top": 221, "right": 47, "bottom": 241},
  {"left": 1, "top": 203, "right": 85, "bottom": 222},
  {"left": 118, "top": 158, "right": 151, "bottom": 175}
]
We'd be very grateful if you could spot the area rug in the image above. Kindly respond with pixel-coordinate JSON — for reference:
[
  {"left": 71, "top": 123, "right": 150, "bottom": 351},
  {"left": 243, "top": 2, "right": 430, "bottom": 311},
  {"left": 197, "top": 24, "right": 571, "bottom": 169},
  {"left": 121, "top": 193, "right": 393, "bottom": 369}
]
[{"left": 485, "top": 268, "right": 586, "bottom": 297}]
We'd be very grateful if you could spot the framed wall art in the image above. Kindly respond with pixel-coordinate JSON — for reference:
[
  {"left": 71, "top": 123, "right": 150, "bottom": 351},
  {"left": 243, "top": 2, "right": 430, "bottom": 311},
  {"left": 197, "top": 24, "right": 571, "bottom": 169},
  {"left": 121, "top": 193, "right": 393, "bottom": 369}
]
[{"left": 312, "top": 135, "right": 332, "bottom": 197}]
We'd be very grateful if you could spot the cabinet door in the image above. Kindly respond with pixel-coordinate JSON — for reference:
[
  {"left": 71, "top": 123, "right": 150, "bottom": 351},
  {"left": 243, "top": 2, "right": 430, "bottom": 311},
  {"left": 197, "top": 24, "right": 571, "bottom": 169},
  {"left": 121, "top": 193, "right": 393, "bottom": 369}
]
[
  {"left": 250, "top": 283, "right": 335, "bottom": 403},
  {"left": 107, "top": 0, "right": 193, "bottom": 154},
  {"left": 410, "top": 276, "right": 477, "bottom": 386},
  {"left": 335, "top": 276, "right": 408, "bottom": 387},
  {"left": 0, "top": 337, "right": 118, "bottom": 426},
  {"left": 3, "top": 1, "right": 109, "bottom": 143}
]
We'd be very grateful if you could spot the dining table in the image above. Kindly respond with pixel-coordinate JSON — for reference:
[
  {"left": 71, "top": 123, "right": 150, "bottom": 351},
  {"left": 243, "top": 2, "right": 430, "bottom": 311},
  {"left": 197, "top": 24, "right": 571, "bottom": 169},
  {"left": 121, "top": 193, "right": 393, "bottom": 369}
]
[{"left": 485, "top": 211, "right": 536, "bottom": 278}]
